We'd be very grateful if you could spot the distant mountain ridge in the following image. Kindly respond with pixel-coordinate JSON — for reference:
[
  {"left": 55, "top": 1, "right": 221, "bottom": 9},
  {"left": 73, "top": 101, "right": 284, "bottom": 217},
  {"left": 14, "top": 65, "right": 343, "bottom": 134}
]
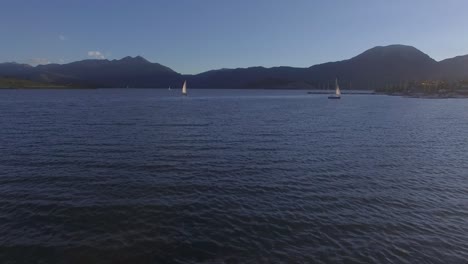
[{"left": 1, "top": 45, "right": 467, "bottom": 89}]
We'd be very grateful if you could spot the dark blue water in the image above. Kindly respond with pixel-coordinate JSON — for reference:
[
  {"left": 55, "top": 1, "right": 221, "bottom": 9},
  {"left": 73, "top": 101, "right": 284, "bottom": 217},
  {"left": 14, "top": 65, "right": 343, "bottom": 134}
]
[{"left": 1, "top": 89, "right": 467, "bottom": 263}]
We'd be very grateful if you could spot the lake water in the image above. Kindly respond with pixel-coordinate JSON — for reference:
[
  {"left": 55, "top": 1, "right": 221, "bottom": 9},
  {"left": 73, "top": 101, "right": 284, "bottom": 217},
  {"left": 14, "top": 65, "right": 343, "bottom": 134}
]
[{"left": 1, "top": 89, "right": 467, "bottom": 263}]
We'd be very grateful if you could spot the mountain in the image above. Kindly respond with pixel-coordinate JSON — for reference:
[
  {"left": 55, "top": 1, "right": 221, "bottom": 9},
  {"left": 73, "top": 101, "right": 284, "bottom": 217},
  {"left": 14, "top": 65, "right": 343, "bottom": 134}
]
[
  {"left": 186, "top": 66, "right": 308, "bottom": 89},
  {"left": 305, "top": 45, "right": 439, "bottom": 89},
  {"left": 0, "top": 56, "right": 181, "bottom": 88},
  {"left": 1, "top": 45, "right": 467, "bottom": 89},
  {"left": 35, "top": 56, "right": 181, "bottom": 87},
  {"left": 186, "top": 45, "right": 443, "bottom": 89},
  {"left": 0, "top": 62, "right": 34, "bottom": 77},
  {"left": 438, "top": 55, "right": 468, "bottom": 80}
]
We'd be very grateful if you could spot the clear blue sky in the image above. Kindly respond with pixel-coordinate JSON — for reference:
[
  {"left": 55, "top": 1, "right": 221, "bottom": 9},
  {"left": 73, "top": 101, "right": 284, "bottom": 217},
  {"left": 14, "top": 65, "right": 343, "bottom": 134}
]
[{"left": 1, "top": 0, "right": 468, "bottom": 74}]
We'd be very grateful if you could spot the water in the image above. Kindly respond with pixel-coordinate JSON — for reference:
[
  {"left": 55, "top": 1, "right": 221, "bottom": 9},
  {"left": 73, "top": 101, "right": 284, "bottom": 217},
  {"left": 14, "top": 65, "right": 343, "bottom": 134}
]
[{"left": 1, "top": 89, "right": 467, "bottom": 263}]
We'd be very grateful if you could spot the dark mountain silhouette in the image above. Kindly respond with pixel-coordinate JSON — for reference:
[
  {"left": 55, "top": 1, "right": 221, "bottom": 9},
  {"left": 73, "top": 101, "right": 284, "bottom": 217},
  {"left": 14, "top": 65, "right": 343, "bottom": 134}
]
[
  {"left": 0, "top": 62, "right": 34, "bottom": 77},
  {"left": 35, "top": 56, "right": 182, "bottom": 87},
  {"left": 303, "top": 45, "right": 439, "bottom": 89},
  {"left": 438, "top": 55, "right": 468, "bottom": 80},
  {"left": 186, "top": 66, "right": 308, "bottom": 89},
  {"left": 188, "top": 45, "right": 440, "bottom": 89},
  {"left": 1, "top": 45, "right": 467, "bottom": 89},
  {"left": 0, "top": 56, "right": 181, "bottom": 88}
]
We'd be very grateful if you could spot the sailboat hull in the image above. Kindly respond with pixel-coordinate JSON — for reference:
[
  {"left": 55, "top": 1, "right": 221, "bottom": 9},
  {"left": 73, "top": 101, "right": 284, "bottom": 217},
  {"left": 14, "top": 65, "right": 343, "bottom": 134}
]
[{"left": 328, "top": 96, "right": 341, "bottom": 99}]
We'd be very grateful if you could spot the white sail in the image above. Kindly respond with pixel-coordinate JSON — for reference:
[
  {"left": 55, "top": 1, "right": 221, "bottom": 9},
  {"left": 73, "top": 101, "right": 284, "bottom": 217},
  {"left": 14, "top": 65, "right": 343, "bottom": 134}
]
[
  {"left": 182, "top": 81, "right": 187, "bottom": 95},
  {"left": 335, "top": 78, "right": 341, "bottom": 96}
]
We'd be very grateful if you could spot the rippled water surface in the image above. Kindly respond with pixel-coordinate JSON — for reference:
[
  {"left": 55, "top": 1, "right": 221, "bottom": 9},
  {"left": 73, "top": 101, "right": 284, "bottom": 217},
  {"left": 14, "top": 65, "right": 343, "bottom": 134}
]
[{"left": 1, "top": 89, "right": 468, "bottom": 263}]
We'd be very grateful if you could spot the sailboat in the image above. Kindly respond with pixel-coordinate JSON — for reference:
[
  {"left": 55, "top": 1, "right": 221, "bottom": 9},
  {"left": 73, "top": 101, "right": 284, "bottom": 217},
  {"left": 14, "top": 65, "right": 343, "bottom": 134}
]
[
  {"left": 328, "top": 78, "right": 341, "bottom": 99},
  {"left": 182, "top": 80, "right": 187, "bottom": 96}
]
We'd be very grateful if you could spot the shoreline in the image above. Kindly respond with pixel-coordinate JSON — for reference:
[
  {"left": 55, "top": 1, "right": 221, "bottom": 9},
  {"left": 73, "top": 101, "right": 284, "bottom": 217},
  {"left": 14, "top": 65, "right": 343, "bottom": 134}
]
[
  {"left": 0, "top": 87, "right": 376, "bottom": 92},
  {"left": 2, "top": 87, "right": 466, "bottom": 98},
  {"left": 0, "top": 87, "right": 93, "bottom": 90},
  {"left": 379, "top": 92, "right": 468, "bottom": 99}
]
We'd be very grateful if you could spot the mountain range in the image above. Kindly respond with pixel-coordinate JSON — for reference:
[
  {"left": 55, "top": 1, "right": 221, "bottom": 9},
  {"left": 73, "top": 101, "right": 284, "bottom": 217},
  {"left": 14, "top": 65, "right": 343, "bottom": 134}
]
[{"left": 1, "top": 45, "right": 467, "bottom": 89}]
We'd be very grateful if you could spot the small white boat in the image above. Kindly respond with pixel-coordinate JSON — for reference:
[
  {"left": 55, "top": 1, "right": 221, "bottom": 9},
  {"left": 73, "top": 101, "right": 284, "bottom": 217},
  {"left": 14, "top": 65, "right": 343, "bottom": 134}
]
[
  {"left": 328, "top": 78, "right": 341, "bottom": 99},
  {"left": 182, "top": 80, "right": 187, "bottom": 96}
]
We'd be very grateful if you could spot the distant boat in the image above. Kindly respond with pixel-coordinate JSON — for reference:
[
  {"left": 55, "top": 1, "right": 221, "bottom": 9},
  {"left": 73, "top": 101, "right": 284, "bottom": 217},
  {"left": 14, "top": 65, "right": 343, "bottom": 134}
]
[
  {"left": 328, "top": 78, "right": 341, "bottom": 99},
  {"left": 168, "top": 86, "right": 171, "bottom": 90},
  {"left": 182, "top": 80, "right": 187, "bottom": 96}
]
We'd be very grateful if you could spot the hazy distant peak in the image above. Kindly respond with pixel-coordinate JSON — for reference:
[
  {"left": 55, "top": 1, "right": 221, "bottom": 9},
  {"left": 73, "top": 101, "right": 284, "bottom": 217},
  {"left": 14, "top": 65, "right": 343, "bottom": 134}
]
[
  {"left": 360, "top": 44, "right": 421, "bottom": 54},
  {"left": 2, "top": 62, "right": 33, "bottom": 67},
  {"left": 134, "top": 55, "right": 148, "bottom": 61},
  {"left": 371, "top": 44, "right": 418, "bottom": 50},
  {"left": 352, "top": 44, "right": 435, "bottom": 63},
  {"left": 439, "top": 54, "right": 468, "bottom": 63},
  {"left": 119, "top": 56, "right": 150, "bottom": 63}
]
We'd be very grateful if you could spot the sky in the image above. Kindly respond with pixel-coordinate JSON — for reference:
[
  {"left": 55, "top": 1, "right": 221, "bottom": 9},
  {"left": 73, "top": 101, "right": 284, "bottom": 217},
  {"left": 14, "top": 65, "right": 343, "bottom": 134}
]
[{"left": 1, "top": 0, "right": 468, "bottom": 74}]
